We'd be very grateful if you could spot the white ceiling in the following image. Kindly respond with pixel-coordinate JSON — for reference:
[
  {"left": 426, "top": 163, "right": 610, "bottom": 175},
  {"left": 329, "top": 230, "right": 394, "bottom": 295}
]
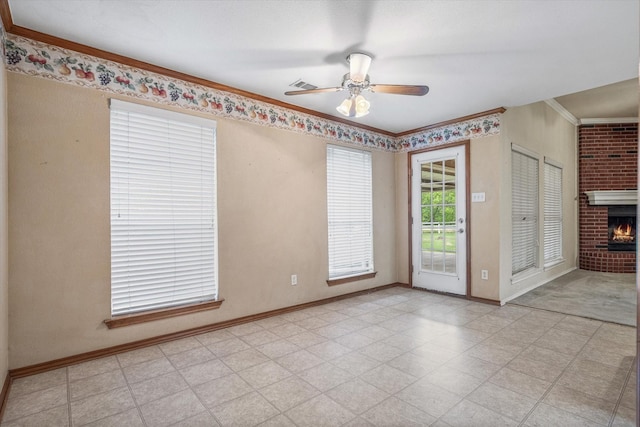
[{"left": 8, "top": 0, "right": 639, "bottom": 133}]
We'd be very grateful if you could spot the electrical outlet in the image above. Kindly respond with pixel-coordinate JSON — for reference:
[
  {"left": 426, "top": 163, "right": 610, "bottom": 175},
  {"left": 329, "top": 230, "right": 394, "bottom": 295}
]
[
  {"left": 291, "top": 274, "right": 297, "bottom": 286},
  {"left": 481, "top": 270, "right": 488, "bottom": 280}
]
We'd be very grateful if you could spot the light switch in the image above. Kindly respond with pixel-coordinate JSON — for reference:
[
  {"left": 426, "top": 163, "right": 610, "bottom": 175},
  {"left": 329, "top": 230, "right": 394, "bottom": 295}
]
[{"left": 472, "top": 192, "right": 486, "bottom": 203}]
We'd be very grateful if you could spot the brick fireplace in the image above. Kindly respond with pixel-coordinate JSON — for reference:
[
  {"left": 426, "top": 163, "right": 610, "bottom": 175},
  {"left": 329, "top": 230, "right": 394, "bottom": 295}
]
[{"left": 579, "top": 123, "right": 637, "bottom": 273}]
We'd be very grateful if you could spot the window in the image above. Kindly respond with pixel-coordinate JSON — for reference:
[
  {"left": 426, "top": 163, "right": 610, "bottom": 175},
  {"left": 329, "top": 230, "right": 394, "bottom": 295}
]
[
  {"left": 110, "top": 99, "right": 218, "bottom": 316},
  {"left": 326, "top": 145, "right": 373, "bottom": 279},
  {"left": 511, "top": 146, "right": 539, "bottom": 276},
  {"left": 544, "top": 159, "right": 563, "bottom": 266}
]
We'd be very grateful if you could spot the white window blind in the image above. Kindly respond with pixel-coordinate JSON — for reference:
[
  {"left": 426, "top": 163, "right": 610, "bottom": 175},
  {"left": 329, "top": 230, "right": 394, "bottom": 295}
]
[
  {"left": 110, "top": 99, "right": 218, "bottom": 316},
  {"left": 327, "top": 145, "right": 373, "bottom": 279},
  {"left": 511, "top": 147, "right": 539, "bottom": 275},
  {"left": 544, "top": 160, "right": 563, "bottom": 265}
]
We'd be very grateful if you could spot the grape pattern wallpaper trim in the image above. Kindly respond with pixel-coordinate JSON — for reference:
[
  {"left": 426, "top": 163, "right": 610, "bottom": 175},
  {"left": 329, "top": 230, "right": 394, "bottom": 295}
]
[{"left": 4, "top": 34, "right": 500, "bottom": 152}]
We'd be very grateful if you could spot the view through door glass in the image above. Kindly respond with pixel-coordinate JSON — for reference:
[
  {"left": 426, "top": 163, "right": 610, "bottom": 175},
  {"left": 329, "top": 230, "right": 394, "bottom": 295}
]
[{"left": 421, "top": 159, "right": 457, "bottom": 274}]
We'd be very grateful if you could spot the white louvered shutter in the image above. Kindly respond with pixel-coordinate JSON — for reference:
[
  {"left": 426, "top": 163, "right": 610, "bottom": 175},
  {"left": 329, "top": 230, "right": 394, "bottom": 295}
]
[
  {"left": 110, "top": 99, "right": 218, "bottom": 316},
  {"left": 327, "top": 145, "right": 374, "bottom": 279},
  {"left": 511, "top": 148, "right": 539, "bottom": 275},
  {"left": 544, "top": 161, "right": 563, "bottom": 265}
]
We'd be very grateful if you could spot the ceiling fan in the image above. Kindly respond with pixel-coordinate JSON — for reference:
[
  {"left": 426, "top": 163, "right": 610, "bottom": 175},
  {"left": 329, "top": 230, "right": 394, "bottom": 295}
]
[{"left": 285, "top": 52, "right": 429, "bottom": 118}]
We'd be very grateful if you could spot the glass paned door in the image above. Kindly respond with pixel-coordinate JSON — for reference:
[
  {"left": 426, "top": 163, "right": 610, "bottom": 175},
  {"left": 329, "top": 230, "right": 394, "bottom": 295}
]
[{"left": 412, "top": 145, "right": 466, "bottom": 295}]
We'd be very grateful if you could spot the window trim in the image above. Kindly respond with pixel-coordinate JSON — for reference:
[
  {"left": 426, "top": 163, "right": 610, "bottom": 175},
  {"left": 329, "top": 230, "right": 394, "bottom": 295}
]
[
  {"left": 326, "top": 271, "right": 377, "bottom": 287},
  {"left": 104, "top": 299, "right": 225, "bottom": 329}
]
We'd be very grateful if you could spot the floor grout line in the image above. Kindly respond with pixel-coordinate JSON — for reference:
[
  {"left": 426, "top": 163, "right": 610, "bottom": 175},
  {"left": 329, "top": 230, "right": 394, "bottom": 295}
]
[
  {"left": 449, "top": 308, "right": 559, "bottom": 426},
  {"left": 607, "top": 355, "right": 636, "bottom": 427},
  {"left": 518, "top": 321, "right": 622, "bottom": 427},
  {"left": 118, "top": 350, "right": 148, "bottom": 427}
]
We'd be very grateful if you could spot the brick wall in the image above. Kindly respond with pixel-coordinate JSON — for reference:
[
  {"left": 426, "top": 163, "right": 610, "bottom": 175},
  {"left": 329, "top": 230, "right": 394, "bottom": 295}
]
[{"left": 579, "top": 123, "right": 637, "bottom": 273}]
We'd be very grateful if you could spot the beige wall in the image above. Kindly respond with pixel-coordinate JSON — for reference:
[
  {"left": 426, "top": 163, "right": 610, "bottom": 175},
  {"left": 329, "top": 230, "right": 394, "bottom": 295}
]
[
  {"left": 0, "top": 43, "right": 8, "bottom": 381},
  {"left": 7, "top": 73, "right": 397, "bottom": 368},
  {"left": 394, "top": 153, "right": 409, "bottom": 285},
  {"left": 499, "top": 101, "right": 578, "bottom": 302},
  {"left": 393, "top": 137, "right": 503, "bottom": 301},
  {"left": 469, "top": 135, "right": 502, "bottom": 300}
]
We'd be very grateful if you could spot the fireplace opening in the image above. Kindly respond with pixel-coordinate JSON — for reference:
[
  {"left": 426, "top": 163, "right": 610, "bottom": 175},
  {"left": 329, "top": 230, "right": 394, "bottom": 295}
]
[{"left": 608, "top": 206, "right": 637, "bottom": 251}]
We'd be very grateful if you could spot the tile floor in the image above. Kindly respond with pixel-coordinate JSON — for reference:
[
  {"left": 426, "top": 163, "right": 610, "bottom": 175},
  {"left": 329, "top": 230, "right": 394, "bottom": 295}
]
[{"left": 1, "top": 287, "right": 636, "bottom": 426}]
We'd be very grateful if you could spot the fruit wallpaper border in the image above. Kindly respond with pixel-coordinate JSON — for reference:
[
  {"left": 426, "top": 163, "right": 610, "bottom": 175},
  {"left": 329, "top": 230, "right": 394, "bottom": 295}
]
[{"left": 4, "top": 34, "right": 500, "bottom": 152}]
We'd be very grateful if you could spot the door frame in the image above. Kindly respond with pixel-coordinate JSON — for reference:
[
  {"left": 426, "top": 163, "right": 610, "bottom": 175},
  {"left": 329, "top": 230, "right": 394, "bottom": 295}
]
[{"left": 407, "top": 140, "right": 471, "bottom": 296}]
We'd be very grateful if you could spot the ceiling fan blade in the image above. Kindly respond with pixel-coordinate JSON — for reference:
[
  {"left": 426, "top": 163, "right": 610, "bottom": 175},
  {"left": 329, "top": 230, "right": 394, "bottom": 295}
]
[
  {"left": 369, "top": 84, "right": 429, "bottom": 96},
  {"left": 284, "top": 87, "right": 343, "bottom": 95}
]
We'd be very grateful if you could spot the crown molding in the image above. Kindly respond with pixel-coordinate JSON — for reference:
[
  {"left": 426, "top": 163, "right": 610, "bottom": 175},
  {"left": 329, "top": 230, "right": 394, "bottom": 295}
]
[
  {"left": 0, "top": 0, "right": 12, "bottom": 30},
  {"left": 544, "top": 99, "right": 579, "bottom": 126},
  {"left": 579, "top": 117, "right": 638, "bottom": 125}
]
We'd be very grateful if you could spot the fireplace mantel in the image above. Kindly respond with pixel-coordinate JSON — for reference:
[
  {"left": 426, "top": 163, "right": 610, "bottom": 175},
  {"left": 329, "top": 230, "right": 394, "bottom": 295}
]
[{"left": 584, "top": 190, "right": 638, "bottom": 206}]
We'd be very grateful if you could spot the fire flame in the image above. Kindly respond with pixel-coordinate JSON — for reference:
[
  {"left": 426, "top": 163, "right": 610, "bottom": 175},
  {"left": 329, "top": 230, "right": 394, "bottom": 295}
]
[{"left": 612, "top": 223, "right": 635, "bottom": 243}]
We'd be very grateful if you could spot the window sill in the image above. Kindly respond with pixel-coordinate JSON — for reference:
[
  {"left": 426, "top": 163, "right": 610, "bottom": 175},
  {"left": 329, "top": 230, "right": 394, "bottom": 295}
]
[
  {"left": 104, "top": 299, "right": 225, "bottom": 329},
  {"left": 544, "top": 258, "right": 565, "bottom": 271},
  {"left": 327, "top": 272, "right": 377, "bottom": 287},
  {"left": 511, "top": 268, "right": 541, "bottom": 285}
]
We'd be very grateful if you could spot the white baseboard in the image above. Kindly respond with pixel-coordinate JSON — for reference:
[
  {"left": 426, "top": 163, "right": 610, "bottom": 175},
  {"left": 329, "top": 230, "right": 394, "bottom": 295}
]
[{"left": 501, "top": 266, "right": 577, "bottom": 305}]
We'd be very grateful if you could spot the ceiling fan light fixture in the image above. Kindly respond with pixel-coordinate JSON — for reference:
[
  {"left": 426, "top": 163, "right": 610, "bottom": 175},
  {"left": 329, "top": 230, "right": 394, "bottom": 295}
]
[
  {"left": 348, "top": 53, "right": 372, "bottom": 83},
  {"left": 336, "top": 93, "right": 370, "bottom": 118},
  {"left": 354, "top": 94, "right": 370, "bottom": 117},
  {"left": 336, "top": 96, "right": 356, "bottom": 117}
]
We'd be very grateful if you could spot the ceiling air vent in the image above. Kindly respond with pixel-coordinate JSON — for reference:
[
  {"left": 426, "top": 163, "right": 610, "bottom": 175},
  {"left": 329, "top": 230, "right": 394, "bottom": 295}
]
[{"left": 289, "top": 79, "right": 317, "bottom": 90}]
